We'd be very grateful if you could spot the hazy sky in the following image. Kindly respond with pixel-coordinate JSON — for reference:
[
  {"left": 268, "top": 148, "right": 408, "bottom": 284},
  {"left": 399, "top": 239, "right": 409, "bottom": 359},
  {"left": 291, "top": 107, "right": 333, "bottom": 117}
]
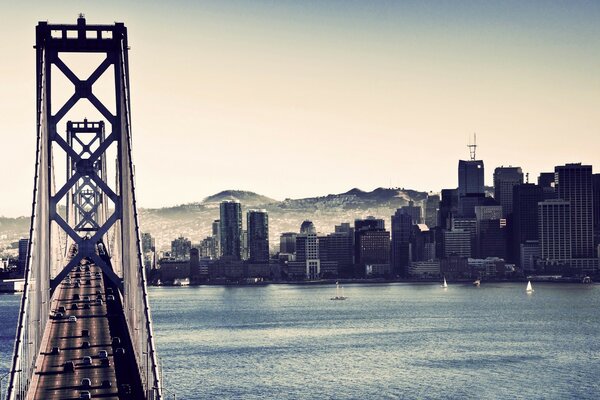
[{"left": 0, "top": 1, "right": 599, "bottom": 217}]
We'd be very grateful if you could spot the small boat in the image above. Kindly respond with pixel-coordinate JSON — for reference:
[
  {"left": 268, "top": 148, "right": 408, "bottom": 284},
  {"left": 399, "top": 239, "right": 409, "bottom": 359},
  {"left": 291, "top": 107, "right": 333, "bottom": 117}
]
[
  {"left": 582, "top": 276, "right": 592, "bottom": 284},
  {"left": 330, "top": 282, "right": 347, "bottom": 300},
  {"left": 526, "top": 280, "right": 534, "bottom": 293},
  {"left": 441, "top": 277, "right": 448, "bottom": 289},
  {"left": 473, "top": 279, "right": 481, "bottom": 286}
]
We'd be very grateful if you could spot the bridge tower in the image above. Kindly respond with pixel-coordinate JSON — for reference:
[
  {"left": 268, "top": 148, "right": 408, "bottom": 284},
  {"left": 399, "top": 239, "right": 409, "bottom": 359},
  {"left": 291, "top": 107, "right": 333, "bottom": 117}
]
[{"left": 7, "top": 16, "right": 161, "bottom": 399}]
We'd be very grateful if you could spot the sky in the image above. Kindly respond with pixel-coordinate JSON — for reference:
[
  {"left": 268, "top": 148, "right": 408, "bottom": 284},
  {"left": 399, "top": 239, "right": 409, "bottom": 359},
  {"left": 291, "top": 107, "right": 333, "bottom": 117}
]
[{"left": 0, "top": 0, "right": 599, "bottom": 217}]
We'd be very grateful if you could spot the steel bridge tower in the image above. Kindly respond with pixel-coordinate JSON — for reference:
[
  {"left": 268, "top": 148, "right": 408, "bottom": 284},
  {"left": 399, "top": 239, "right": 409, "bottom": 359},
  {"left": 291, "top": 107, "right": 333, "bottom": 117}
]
[{"left": 6, "top": 16, "right": 161, "bottom": 399}]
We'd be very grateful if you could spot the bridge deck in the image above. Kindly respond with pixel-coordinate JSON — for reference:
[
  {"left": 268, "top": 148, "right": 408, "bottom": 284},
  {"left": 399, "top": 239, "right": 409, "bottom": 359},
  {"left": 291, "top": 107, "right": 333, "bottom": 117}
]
[{"left": 32, "top": 262, "right": 143, "bottom": 399}]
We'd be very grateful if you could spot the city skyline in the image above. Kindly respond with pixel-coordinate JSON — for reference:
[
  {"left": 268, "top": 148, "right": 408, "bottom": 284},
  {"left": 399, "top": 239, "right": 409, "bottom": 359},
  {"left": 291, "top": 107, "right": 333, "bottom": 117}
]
[{"left": 1, "top": 1, "right": 599, "bottom": 218}]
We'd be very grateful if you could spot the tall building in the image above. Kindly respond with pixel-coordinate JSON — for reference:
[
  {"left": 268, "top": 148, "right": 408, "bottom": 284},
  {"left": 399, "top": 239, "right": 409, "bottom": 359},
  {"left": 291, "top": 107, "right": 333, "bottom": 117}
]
[
  {"left": 493, "top": 166, "right": 523, "bottom": 217},
  {"left": 475, "top": 202, "right": 505, "bottom": 259},
  {"left": 295, "top": 229, "right": 320, "bottom": 280},
  {"left": 538, "top": 172, "right": 557, "bottom": 200},
  {"left": 511, "top": 184, "right": 544, "bottom": 266},
  {"left": 220, "top": 201, "right": 242, "bottom": 260},
  {"left": 141, "top": 232, "right": 155, "bottom": 254},
  {"left": 171, "top": 236, "right": 191, "bottom": 260},
  {"left": 555, "top": 164, "right": 594, "bottom": 259},
  {"left": 458, "top": 160, "right": 485, "bottom": 197},
  {"left": 247, "top": 209, "right": 269, "bottom": 263},
  {"left": 355, "top": 218, "right": 390, "bottom": 276},
  {"left": 538, "top": 199, "right": 571, "bottom": 264},
  {"left": 212, "top": 220, "right": 221, "bottom": 258},
  {"left": 391, "top": 210, "right": 412, "bottom": 276},
  {"left": 279, "top": 232, "right": 297, "bottom": 254},
  {"left": 325, "top": 223, "right": 354, "bottom": 278},
  {"left": 18, "top": 238, "right": 29, "bottom": 272},
  {"left": 425, "top": 194, "right": 440, "bottom": 228},
  {"left": 439, "top": 189, "right": 458, "bottom": 229}
]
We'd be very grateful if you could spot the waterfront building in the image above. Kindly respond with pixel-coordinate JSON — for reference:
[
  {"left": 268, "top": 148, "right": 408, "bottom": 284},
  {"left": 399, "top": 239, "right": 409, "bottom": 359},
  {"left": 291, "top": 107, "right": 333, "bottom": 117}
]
[
  {"left": 324, "top": 223, "right": 354, "bottom": 278},
  {"left": 220, "top": 200, "right": 242, "bottom": 260},
  {"left": 538, "top": 199, "right": 572, "bottom": 268},
  {"left": 391, "top": 210, "right": 412, "bottom": 277},
  {"left": 279, "top": 232, "right": 297, "bottom": 255},
  {"left": 443, "top": 229, "right": 471, "bottom": 258},
  {"left": 355, "top": 217, "right": 390, "bottom": 276},
  {"left": 247, "top": 209, "right": 269, "bottom": 263},
  {"left": 171, "top": 236, "right": 191, "bottom": 260},
  {"left": 511, "top": 183, "right": 544, "bottom": 266},
  {"left": 409, "top": 260, "right": 441, "bottom": 277},
  {"left": 555, "top": 163, "right": 594, "bottom": 259}
]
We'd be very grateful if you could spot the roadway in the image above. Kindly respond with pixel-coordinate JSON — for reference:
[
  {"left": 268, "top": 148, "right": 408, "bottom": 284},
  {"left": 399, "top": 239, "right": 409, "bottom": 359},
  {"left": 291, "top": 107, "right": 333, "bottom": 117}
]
[{"left": 32, "top": 261, "right": 143, "bottom": 399}]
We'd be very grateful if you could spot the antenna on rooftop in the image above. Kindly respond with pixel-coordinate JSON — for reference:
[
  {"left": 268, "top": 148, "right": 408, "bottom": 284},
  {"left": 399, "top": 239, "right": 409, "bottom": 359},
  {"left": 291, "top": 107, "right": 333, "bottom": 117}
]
[{"left": 467, "top": 133, "right": 477, "bottom": 161}]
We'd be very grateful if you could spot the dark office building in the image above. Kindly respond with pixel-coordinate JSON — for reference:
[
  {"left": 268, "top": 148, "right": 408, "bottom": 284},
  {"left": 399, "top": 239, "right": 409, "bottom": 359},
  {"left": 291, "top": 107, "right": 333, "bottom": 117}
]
[
  {"left": 220, "top": 200, "right": 242, "bottom": 260},
  {"left": 538, "top": 172, "right": 557, "bottom": 200},
  {"left": 18, "top": 238, "right": 29, "bottom": 272},
  {"left": 279, "top": 232, "right": 297, "bottom": 254},
  {"left": 494, "top": 166, "right": 523, "bottom": 218},
  {"left": 247, "top": 209, "right": 269, "bottom": 263},
  {"left": 411, "top": 224, "right": 436, "bottom": 262},
  {"left": 325, "top": 223, "right": 354, "bottom": 278},
  {"left": 458, "top": 160, "right": 485, "bottom": 197},
  {"left": 478, "top": 219, "right": 506, "bottom": 259},
  {"left": 439, "top": 189, "right": 459, "bottom": 229},
  {"left": 555, "top": 164, "right": 594, "bottom": 259},
  {"left": 458, "top": 193, "right": 487, "bottom": 218},
  {"left": 510, "top": 184, "right": 544, "bottom": 266},
  {"left": 391, "top": 210, "right": 412, "bottom": 276}
]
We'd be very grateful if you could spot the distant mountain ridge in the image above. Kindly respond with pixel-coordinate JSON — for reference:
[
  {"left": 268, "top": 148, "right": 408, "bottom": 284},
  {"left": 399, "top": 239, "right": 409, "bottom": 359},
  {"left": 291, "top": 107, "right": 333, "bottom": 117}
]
[{"left": 0, "top": 187, "right": 431, "bottom": 253}]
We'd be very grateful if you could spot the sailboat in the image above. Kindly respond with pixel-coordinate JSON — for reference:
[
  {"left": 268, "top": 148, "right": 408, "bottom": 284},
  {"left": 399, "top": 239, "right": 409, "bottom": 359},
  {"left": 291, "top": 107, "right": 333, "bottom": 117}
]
[
  {"left": 330, "top": 281, "right": 348, "bottom": 300},
  {"left": 526, "top": 280, "right": 534, "bottom": 293},
  {"left": 441, "top": 277, "right": 448, "bottom": 289}
]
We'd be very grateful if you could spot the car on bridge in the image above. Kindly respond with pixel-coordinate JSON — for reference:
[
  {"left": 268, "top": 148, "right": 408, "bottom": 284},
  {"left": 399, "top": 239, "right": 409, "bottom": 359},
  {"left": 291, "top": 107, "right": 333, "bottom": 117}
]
[{"left": 64, "top": 361, "right": 74, "bottom": 372}]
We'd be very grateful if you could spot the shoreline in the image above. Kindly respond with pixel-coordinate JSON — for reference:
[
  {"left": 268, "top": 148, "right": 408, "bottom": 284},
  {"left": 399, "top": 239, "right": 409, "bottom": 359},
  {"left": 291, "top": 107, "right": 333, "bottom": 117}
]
[{"left": 151, "top": 276, "right": 598, "bottom": 288}]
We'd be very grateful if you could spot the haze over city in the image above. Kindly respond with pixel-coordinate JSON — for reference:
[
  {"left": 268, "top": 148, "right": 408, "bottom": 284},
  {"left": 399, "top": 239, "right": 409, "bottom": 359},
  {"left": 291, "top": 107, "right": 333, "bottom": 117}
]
[{"left": 0, "top": 0, "right": 598, "bottom": 217}]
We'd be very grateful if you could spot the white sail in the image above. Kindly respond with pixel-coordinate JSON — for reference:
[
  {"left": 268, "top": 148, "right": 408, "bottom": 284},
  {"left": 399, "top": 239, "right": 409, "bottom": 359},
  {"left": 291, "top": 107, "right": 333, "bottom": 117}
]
[
  {"left": 526, "top": 280, "right": 534, "bottom": 292},
  {"left": 442, "top": 277, "right": 448, "bottom": 288}
]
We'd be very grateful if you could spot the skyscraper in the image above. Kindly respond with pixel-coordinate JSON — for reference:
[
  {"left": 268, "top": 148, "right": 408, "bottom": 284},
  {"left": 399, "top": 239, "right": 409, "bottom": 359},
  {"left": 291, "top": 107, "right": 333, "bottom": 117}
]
[
  {"left": 511, "top": 183, "right": 544, "bottom": 266},
  {"left": 538, "top": 199, "right": 571, "bottom": 264},
  {"left": 555, "top": 164, "right": 594, "bottom": 259},
  {"left": 493, "top": 166, "right": 523, "bottom": 217},
  {"left": 458, "top": 160, "right": 485, "bottom": 197},
  {"left": 391, "top": 210, "right": 412, "bottom": 276},
  {"left": 220, "top": 200, "right": 242, "bottom": 260},
  {"left": 325, "top": 223, "right": 354, "bottom": 278},
  {"left": 355, "top": 217, "right": 390, "bottom": 276},
  {"left": 425, "top": 194, "right": 440, "bottom": 228},
  {"left": 247, "top": 209, "right": 269, "bottom": 263},
  {"left": 439, "top": 189, "right": 458, "bottom": 229}
]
